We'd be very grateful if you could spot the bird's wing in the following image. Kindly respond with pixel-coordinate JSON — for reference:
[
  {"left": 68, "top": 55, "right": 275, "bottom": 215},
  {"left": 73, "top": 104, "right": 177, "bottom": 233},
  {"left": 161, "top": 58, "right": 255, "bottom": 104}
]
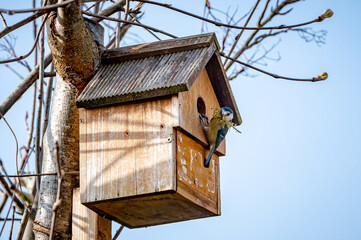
[{"left": 214, "top": 126, "right": 229, "bottom": 150}]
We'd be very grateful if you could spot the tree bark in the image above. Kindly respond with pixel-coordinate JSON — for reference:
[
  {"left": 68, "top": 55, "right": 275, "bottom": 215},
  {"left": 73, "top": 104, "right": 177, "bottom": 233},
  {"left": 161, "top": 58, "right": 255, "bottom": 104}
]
[
  {"left": 33, "top": 77, "right": 79, "bottom": 239},
  {"left": 33, "top": 1, "right": 102, "bottom": 239}
]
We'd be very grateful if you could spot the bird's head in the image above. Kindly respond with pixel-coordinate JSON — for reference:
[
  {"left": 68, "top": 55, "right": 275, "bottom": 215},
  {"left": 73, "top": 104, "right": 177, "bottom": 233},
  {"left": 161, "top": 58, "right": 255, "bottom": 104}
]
[{"left": 220, "top": 107, "right": 233, "bottom": 122}]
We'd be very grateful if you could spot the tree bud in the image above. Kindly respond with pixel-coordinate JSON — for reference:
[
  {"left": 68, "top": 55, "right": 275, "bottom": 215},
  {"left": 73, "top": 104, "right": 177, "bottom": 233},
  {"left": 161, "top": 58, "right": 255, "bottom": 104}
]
[{"left": 317, "top": 72, "right": 328, "bottom": 81}]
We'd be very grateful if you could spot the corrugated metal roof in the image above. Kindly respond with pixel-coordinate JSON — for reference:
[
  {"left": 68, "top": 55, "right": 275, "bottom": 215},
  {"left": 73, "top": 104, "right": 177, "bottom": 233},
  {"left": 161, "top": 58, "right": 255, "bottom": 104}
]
[{"left": 77, "top": 33, "right": 218, "bottom": 108}]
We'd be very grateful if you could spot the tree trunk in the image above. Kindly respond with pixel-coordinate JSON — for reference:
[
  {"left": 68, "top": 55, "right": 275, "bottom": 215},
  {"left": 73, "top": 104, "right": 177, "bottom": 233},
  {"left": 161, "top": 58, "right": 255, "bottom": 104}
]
[
  {"left": 33, "top": 77, "right": 79, "bottom": 239},
  {"left": 33, "top": 1, "right": 102, "bottom": 239}
]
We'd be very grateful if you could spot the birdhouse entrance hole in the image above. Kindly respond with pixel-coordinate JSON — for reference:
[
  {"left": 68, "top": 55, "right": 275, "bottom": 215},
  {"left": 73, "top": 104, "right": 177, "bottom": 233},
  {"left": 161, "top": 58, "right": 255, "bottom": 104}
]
[{"left": 197, "top": 97, "right": 206, "bottom": 115}]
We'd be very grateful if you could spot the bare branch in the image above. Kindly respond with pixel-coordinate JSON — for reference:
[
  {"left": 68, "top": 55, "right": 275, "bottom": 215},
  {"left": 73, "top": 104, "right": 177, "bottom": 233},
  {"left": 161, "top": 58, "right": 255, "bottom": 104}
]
[
  {"left": 0, "top": 114, "right": 20, "bottom": 190},
  {"left": 83, "top": 11, "right": 177, "bottom": 38},
  {"left": 219, "top": 52, "right": 328, "bottom": 82},
  {"left": 0, "top": 0, "right": 76, "bottom": 15},
  {"left": 0, "top": 159, "right": 24, "bottom": 213},
  {"left": 0, "top": 13, "right": 49, "bottom": 64},
  {"left": 0, "top": 190, "right": 8, "bottom": 214},
  {"left": 123, "top": 0, "right": 130, "bottom": 25},
  {"left": 0, "top": 53, "right": 52, "bottom": 119},
  {"left": 258, "top": 0, "right": 271, "bottom": 26},
  {"left": 35, "top": 15, "right": 46, "bottom": 191},
  {"left": 0, "top": 12, "right": 44, "bottom": 39},
  {"left": 49, "top": 141, "right": 63, "bottom": 240},
  {"left": 0, "top": 197, "right": 16, "bottom": 237},
  {"left": 0, "top": 1, "right": 136, "bottom": 119},
  {"left": 0, "top": 218, "right": 21, "bottom": 221},
  {"left": 0, "top": 172, "right": 79, "bottom": 178},
  {"left": 90, "top": 0, "right": 126, "bottom": 23},
  {"left": 115, "top": 12, "right": 121, "bottom": 47},
  {"left": 0, "top": 36, "right": 32, "bottom": 71},
  {"left": 41, "top": 64, "right": 55, "bottom": 138},
  {"left": 293, "top": 28, "right": 327, "bottom": 46},
  {"left": 223, "top": 0, "right": 261, "bottom": 66},
  {"left": 3, "top": 64, "right": 24, "bottom": 79},
  {"left": 0, "top": 13, "right": 7, "bottom": 28},
  {"left": 225, "top": 0, "right": 303, "bottom": 72},
  {"left": 112, "top": 225, "right": 125, "bottom": 240},
  {"left": 9, "top": 206, "right": 15, "bottom": 240},
  {"left": 130, "top": 0, "right": 332, "bottom": 30}
]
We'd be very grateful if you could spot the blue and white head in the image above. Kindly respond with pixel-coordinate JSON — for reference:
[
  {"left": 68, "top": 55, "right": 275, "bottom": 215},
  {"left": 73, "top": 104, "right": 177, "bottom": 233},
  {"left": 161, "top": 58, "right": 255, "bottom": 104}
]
[{"left": 220, "top": 107, "right": 233, "bottom": 122}]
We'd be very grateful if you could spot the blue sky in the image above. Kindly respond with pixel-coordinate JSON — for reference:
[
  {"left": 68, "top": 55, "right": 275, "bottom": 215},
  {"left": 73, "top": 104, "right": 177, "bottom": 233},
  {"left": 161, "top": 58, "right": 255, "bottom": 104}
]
[{"left": 0, "top": 0, "right": 360, "bottom": 239}]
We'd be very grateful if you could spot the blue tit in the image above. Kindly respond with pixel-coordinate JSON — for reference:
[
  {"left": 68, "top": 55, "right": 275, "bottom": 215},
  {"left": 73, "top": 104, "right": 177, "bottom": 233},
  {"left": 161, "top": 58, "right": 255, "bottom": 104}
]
[{"left": 200, "top": 107, "right": 233, "bottom": 168}]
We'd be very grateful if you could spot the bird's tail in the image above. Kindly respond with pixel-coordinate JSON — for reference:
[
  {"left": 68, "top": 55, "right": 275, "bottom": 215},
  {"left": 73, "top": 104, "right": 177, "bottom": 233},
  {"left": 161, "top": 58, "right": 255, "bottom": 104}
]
[{"left": 204, "top": 146, "right": 215, "bottom": 168}]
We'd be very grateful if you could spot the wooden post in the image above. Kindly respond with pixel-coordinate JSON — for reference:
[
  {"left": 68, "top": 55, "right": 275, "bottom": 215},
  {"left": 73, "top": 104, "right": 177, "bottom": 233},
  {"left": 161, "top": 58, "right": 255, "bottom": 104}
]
[{"left": 72, "top": 188, "right": 112, "bottom": 240}]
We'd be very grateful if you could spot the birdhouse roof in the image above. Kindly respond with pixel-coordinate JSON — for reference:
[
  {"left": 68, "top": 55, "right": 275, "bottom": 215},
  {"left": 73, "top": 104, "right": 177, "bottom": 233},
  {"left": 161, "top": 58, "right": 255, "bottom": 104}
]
[{"left": 76, "top": 33, "right": 241, "bottom": 125}]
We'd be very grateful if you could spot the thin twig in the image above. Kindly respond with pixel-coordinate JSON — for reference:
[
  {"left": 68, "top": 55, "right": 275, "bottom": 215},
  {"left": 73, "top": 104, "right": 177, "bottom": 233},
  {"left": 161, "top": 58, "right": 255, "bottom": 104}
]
[
  {"left": 41, "top": 64, "right": 55, "bottom": 140},
  {"left": 35, "top": 16, "right": 46, "bottom": 191},
  {"left": 0, "top": 13, "right": 49, "bottom": 64},
  {"left": 223, "top": 0, "right": 261, "bottom": 66},
  {"left": 219, "top": 52, "right": 327, "bottom": 82},
  {"left": 0, "top": 197, "right": 15, "bottom": 237},
  {"left": 0, "top": 12, "right": 7, "bottom": 27},
  {"left": 225, "top": 0, "right": 301, "bottom": 72},
  {"left": 82, "top": 11, "right": 177, "bottom": 38},
  {"left": 0, "top": 162, "right": 23, "bottom": 212},
  {"left": 49, "top": 141, "right": 63, "bottom": 240},
  {"left": 9, "top": 206, "right": 15, "bottom": 240},
  {"left": 115, "top": 11, "right": 121, "bottom": 47},
  {"left": 3, "top": 64, "right": 24, "bottom": 79},
  {"left": 112, "top": 225, "right": 125, "bottom": 240},
  {"left": 0, "top": 0, "right": 136, "bottom": 119},
  {"left": 0, "top": 171, "right": 79, "bottom": 178},
  {"left": 258, "top": 0, "right": 271, "bottom": 26},
  {"left": 130, "top": 0, "right": 330, "bottom": 30},
  {"left": 0, "top": 12, "right": 44, "bottom": 39},
  {"left": 0, "top": 0, "right": 76, "bottom": 15},
  {"left": 0, "top": 159, "right": 15, "bottom": 188},
  {"left": 123, "top": 0, "right": 130, "bottom": 26},
  {"left": 0, "top": 114, "right": 20, "bottom": 191},
  {"left": 0, "top": 218, "right": 21, "bottom": 221},
  {"left": 89, "top": 0, "right": 127, "bottom": 23},
  {"left": 0, "top": 55, "right": 52, "bottom": 119},
  {"left": 136, "top": 18, "right": 161, "bottom": 40},
  {"left": 0, "top": 190, "right": 8, "bottom": 214}
]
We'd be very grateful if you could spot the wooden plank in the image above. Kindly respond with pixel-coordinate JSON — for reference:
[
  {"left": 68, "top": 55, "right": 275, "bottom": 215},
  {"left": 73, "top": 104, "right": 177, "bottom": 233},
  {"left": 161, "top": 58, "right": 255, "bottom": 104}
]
[
  {"left": 87, "top": 191, "right": 216, "bottom": 228},
  {"left": 178, "top": 68, "right": 226, "bottom": 156},
  {"left": 102, "top": 33, "right": 216, "bottom": 63},
  {"left": 72, "top": 188, "right": 112, "bottom": 240},
  {"left": 205, "top": 53, "right": 242, "bottom": 125},
  {"left": 81, "top": 97, "right": 176, "bottom": 203},
  {"left": 176, "top": 130, "right": 220, "bottom": 215},
  {"left": 79, "top": 109, "right": 87, "bottom": 203}
]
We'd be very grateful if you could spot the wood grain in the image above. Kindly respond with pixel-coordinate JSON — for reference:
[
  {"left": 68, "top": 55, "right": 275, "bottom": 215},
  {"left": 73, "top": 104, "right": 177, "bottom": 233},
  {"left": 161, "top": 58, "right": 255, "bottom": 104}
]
[
  {"left": 176, "top": 130, "right": 220, "bottom": 214},
  {"left": 86, "top": 191, "right": 217, "bottom": 228},
  {"left": 205, "top": 53, "right": 242, "bottom": 125},
  {"left": 102, "top": 33, "right": 215, "bottom": 63},
  {"left": 72, "top": 188, "right": 111, "bottom": 240},
  {"left": 178, "top": 68, "right": 226, "bottom": 155},
  {"left": 79, "top": 96, "right": 177, "bottom": 203}
]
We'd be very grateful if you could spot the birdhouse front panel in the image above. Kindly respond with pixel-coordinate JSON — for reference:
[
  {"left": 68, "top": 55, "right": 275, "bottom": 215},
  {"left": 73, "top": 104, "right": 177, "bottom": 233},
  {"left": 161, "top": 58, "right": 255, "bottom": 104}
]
[
  {"left": 77, "top": 33, "right": 241, "bottom": 228},
  {"left": 177, "top": 68, "right": 225, "bottom": 156},
  {"left": 79, "top": 96, "right": 178, "bottom": 204}
]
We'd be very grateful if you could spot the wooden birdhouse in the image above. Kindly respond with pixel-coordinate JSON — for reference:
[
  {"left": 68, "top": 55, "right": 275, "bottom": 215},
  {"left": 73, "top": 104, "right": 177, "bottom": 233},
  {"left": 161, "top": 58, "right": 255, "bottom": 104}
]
[{"left": 76, "top": 33, "right": 241, "bottom": 228}]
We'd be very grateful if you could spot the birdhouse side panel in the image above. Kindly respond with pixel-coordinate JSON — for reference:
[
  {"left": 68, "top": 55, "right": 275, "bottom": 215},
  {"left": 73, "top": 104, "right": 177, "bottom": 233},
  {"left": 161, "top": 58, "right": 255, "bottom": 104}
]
[
  {"left": 178, "top": 68, "right": 225, "bottom": 156},
  {"left": 79, "top": 96, "right": 178, "bottom": 203},
  {"left": 176, "top": 130, "right": 220, "bottom": 215},
  {"left": 72, "top": 188, "right": 112, "bottom": 239}
]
